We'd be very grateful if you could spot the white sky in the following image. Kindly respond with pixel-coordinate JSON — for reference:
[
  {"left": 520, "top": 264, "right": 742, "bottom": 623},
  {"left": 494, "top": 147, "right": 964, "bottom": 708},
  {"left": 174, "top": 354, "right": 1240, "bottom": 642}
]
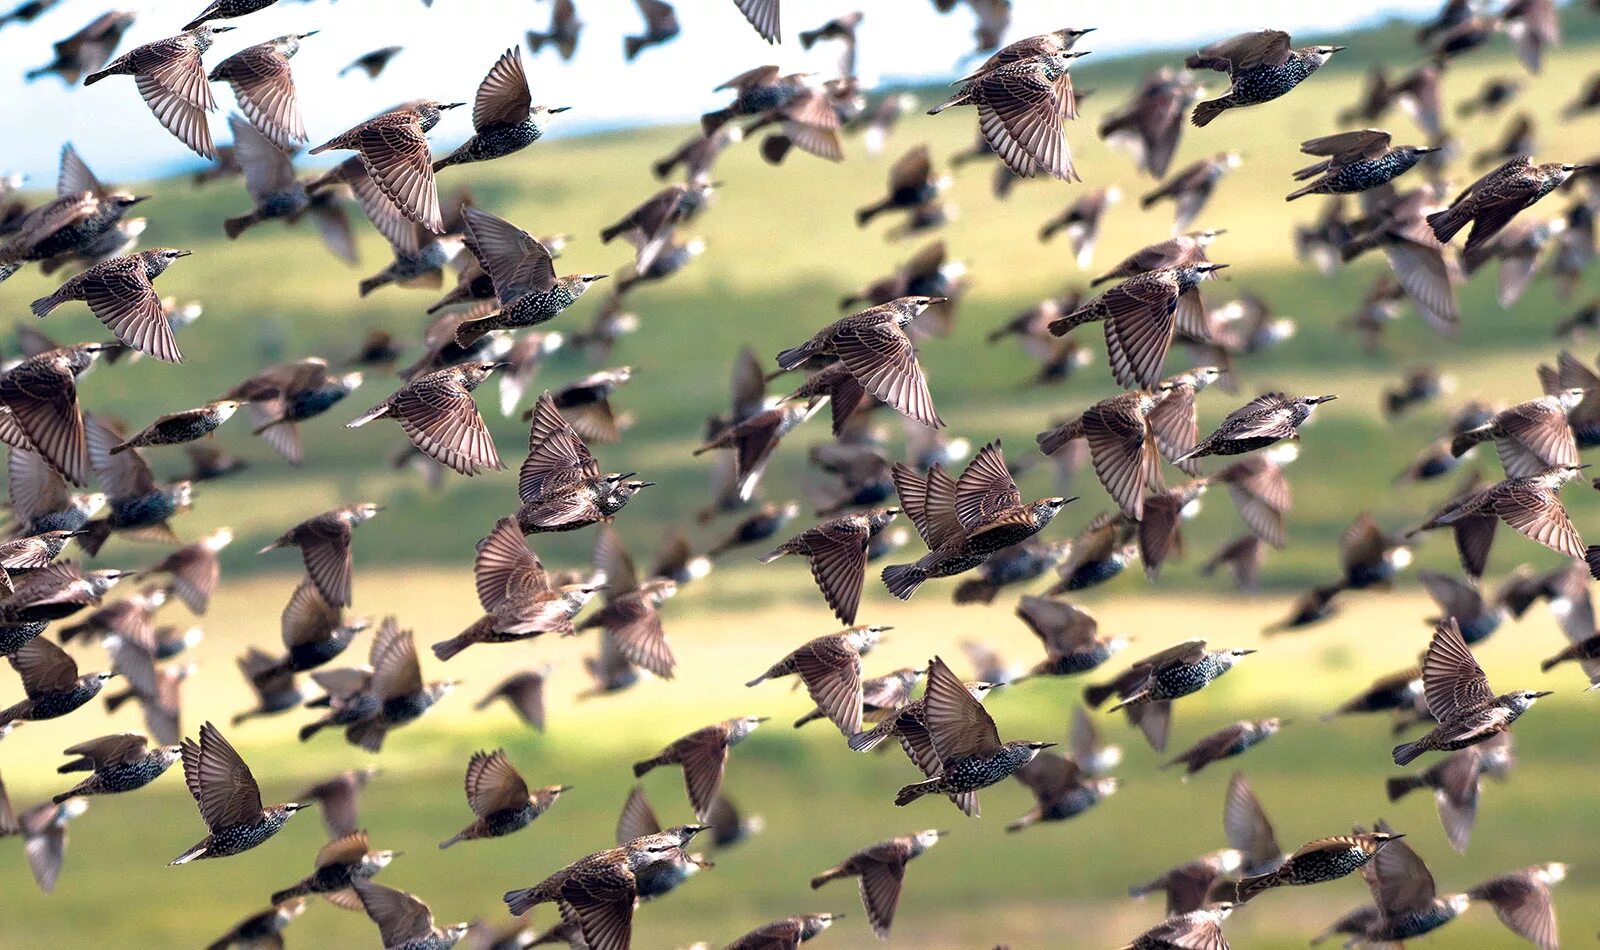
[{"left": 0, "top": 0, "right": 1448, "bottom": 182}]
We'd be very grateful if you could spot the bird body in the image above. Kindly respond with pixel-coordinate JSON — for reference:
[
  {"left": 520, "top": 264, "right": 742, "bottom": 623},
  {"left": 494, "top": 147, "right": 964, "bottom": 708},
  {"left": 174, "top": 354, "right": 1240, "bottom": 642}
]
[
  {"left": 347, "top": 362, "right": 504, "bottom": 476},
  {"left": 514, "top": 391, "right": 652, "bottom": 533},
  {"left": 439, "top": 749, "right": 566, "bottom": 848},
  {"left": 1235, "top": 832, "right": 1401, "bottom": 901},
  {"left": 1287, "top": 130, "right": 1437, "bottom": 200},
  {"left": 1393, "top": 619, "right": 1550, "bottom": 767},
  {"left": 1181, "top": 393, "right": 1335, "bottom": 460},
  {"left": 170, "top": 722, "right": 304, "bottom": 864},
  {"left": 434, "top": 48, "right": 567, "bottom": 172},
  {"left": 1427, "top": 156, "right": 1586, "bottom": 253},
  {"left": 52, "top": 733, "right": 180, "bottom": 802},
  {"left": 748, "top": 625, "right": 885, "bottom": 736},
  {"left": 31, "top": 249, "right": 192, "bottom": 363},
  {"left": 1050, "top": 264, "right": 1227, "bottom": 389},
  {"left": 1186, "top": 30, "right": 1342, "bottom": 126},
  {"left": 810, "top": 830, "right": 942, "bottom": 938}
]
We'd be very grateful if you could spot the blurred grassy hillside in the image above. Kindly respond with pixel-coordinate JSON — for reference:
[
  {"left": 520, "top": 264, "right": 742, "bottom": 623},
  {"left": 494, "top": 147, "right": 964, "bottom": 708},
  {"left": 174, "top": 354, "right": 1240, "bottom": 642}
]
[{"left": 1, "top": 8, "right": 1600, "bottom": 950}]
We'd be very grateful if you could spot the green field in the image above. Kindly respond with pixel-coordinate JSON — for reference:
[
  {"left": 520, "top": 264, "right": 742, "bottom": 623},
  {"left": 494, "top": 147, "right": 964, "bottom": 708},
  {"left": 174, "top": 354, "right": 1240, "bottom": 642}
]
[{"left": 1, "top": 10, "right": 1599, "bottom": 949}]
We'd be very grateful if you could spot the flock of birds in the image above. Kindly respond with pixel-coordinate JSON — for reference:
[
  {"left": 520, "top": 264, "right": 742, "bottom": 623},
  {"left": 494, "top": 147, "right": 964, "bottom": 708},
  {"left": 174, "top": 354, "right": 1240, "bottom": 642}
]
[{"left": 0, "top": 0, "right": 1599, "bottom": 947}]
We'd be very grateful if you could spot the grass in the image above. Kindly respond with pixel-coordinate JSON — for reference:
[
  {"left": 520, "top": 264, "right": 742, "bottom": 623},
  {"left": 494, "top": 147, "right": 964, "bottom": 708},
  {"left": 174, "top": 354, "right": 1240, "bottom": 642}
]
[{"left": 1, "top": 8, "right": 1599, "bottom": 949}]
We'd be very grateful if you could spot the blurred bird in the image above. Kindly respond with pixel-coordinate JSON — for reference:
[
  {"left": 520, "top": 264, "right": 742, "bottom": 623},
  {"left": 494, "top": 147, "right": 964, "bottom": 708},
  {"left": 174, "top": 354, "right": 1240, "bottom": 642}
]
[
  {"left": 810, "top": 830, "right": 942, "bottom": 938},
  {"left": 633, "top": 716, "right": 767, "bottom": 821},
  {"left": 258, "top": 502, "right": 381, "bottom": 607}
]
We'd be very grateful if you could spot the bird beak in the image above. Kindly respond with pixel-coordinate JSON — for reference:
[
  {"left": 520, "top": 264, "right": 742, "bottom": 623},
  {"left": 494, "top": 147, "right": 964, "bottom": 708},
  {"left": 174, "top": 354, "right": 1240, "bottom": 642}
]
[
  {"left": 173, "top": 249, "right": 194, "bottom": 257},
  {"left": 588, "top": 274, "right": 610, "bottom": 282},
  {"left": 300, "top": 30, "right": 321, "bottom": 38},
  {"left": 1068, "top": 50, "right": 1092, "bottom": 58},
  {"left": 1532, "top": 690, "right": 1555, "bottom": 698},
  {"left": 551, "top": 106, "right": 572, "bottom": 113},
  {"left": 1329, "top": 45, "right": 1347, "bottom": 52},
  {"left": 1417, "top": 146, "right": 1442, "bottom": 154},
  {"left": 1309, "top": 394, "right": 1338, "bottom": 404},
  {"left": 1236, "top": 649, "right": 1258, "bottom": 655},
  {"left": 128, "top": 194, "right": 152, "bottom": 205},
  {"left": 443, "top": 102, "right": 467, "bottom": 110},
  {"left": 616, "top": 472, "right": 638, "bottom": 480},
  {"left": 755, "top": 716, "right": 772, "bottom": 723}
]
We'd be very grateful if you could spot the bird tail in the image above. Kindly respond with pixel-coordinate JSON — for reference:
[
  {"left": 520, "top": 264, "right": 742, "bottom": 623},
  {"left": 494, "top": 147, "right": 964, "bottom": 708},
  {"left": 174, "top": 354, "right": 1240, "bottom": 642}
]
[
  {"left": 1391, "top": 739, "right": 1425, "bottom": 766},
  {"left": 102, "top": 691, "right": 133, "bottom": 713},
  {"left": 50, "top": 785, "right": 86, "bottom": 805},
  {"left": 1107, "top": 690, "right": 1147, "bottom": 713},
  {"left": 438, "top": 831, "right": 465, "bottom": 850},
  {"left": 223, "top": 212, "right": 260, "bottom": 240},
  {"left": 431, "top": 632, "right": 474, "bottom": 662},
  {"left": 430, "top": 146, "right": 467, "bottom": 174},
  {"left": 1385, "top": 774, "right": 1425, "bottom": 802},
  {"left": 1036, "top": 424, "right": 1079, "bottom": 457},
  {"left": 1425, "top": 205, "right": 1470, "bottom": 244},
  {"left": 1006, "top": 812, "right": 1037, "bottom": 832},
  {"left": 599, "top": 220, "right": 629, "bottom": 244},
  {"left": 880, "top": 563, "right": 927, "bottom": 601},
  {"left": 651, "top": 156, "right": 675, "bottom": 180},
  {"left": 1449, "top": 425, "right": 1492, "bottom": 458},
  {"left": 1047, "top": 308, "right": 1099, "bottom": 337},
  {"left": 1082, "top": 681, "right": 1119, "bottom": 709},
  {"left": 82, "top": 67, "right": 113, "bottom": 85},
  {"left": 298, "top": 719, "right": 329, "bottom": 742},
  {"left": 453, "top": 317, "right": 494, "bottom": 349},
  {"left": 346, "top": 718, "right": 387, "bottom": 753},
  {"left": 344, "top": 402, "right": 390, "bottom": 429},
  {"left": 894, "top": 778, "right": 938, "bottom": 806},
  {"left": 504, "top": 886, "right": 544, "bottom": 916},
  {"left": 701, "top": 108, "right": 735, "bottom": 137},
  {"left": 775, "top": 342, "right": 815, "bottom": 371},
  {"left": 357, "top": 274, "right": 387, "bottom": 297},
  {"left": 270, "top": 883, "right": 309, "bottom": 905},
  {"left": 30, "top": 290, "right": 64, "bottom": 317},
  {"left": 1284, "top": 180, "right": 1323, "bottom": 202},
  {"left": 1190, "top": 97, "right": 1228, "bottom": 127},
  {"left": 1233, "top": 871, "right": 1277, "bottom": 903},
  {"left": 168, "top": 840, "right": 210, "bottom": 866},
  {"left": 809, "top": 866, "right": 844, "bottom": 888},
  {"left": 108, "top": 440, "right": 134, "bottom": 456},
  {"left": 798, "top": 27, "right": 822, "bottom": 49},
  {"left": 847, "top": 722, "right": 890, "bottom": 753},
  {"left": 624, "top": 36, "right": 649, "bottom": 62},
  {"left": 633, "top": 755, "right": 666, "bottom": 778},
  {"left": 74, "top": 520, "right": 112, "bottom": 557},
  {"left": 793, "top": 708, "right": 825, "bottom": 728},
  {"left": 1540, "top": 653, "right": 1565, "bottom": 673},
  {"left": 759, "top": 134, "right": 792, "bottom": 166},
  {"left": 927, "top": 90, "right": 969, "bottom": 115},
  {"left": 856, "top": 200, "right": 887, "bottom": 227},
  {"left": 757, "top": 545, "right": 790, "bottom": 564},
  {"left": 526, "top": 31, "right": 550, "bottom": 53}
]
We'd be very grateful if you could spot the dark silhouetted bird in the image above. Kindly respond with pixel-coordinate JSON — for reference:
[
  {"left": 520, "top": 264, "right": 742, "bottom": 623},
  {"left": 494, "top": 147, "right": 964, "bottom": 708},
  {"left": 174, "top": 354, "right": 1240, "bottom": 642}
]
[
  {"left": 1164, "top": 719, "right": 1285, "bottom": 778},
  {"left": 26, "top": 10, "right": 137, "bottom": 85},
  {"left": 294, "top": 767, "right": 377, "bottom": 838},
  {"left": 475, "top": 666, "right": 552, "bottom": 729},
  {"left": 1141, "top": 153, "right": 1242, "bottom": 232},
  {"left": 205, "top": 899, "right": 306, "bottom": 949},
  {"left": 1286, "top": 129, "right": 1438, "bottom": 200},
  {"left": 52, "top": 732, "right": 181, "bottom": 803},
  {"left": 810, "top": 830, "right": 942, "bottom": 938},
  {"left": 625, "top": 0, "right": 680, "bottom": 61},
  {"left": 526, "top": 0, "right": 581, "bottom": 61},
  {"left": 339, "top": 46, "right": 401, "bottom": 79}
]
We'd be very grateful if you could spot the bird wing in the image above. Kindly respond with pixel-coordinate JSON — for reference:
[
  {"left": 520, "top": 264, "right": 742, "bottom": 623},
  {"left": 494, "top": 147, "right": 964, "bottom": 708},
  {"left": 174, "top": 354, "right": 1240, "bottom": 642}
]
[
  {"left": 1422, "top": 618, "right": 1495, "bottom": 722},
  {"left": 1017, "top": 596, "right": 1099, "bottom": 654},
  {"left": 462, "top": 206, "right": 558, "bottom": 301},
  {"left": 314, "top": 829, "right": 370, "bottom": 870},
  {"left": 520, "top": 391, "right": 600, "bottom": 501},
  {"left": 223, "top": 47, "right": 305, "bottom": 148},
  {"left": 887, "top": 145, "right": 932, "bottom": 193},
  {"left": 793, "top": 637, "right": 864, "bottom": 735},
  {"left": 1471, "top": 874, "right": 1557, "bottom": 950},
  {"left": 733, "top": 0, "right": 780, "bottom": 43},
  {"left": 63, "top": 732, "right": 149, "bottom": 767},
  {"left": 922, "top": 656, "right": 1002, "bottom": 762},
  {"left": 293, "top": 516, "right": 355, "bottom": 609},
  {"left": 1496, "top": 402, "right": 1578, "bottom": 476},
  {"left": 953, "top": 441, "right": 1022, "bottom": 531},
  {"left": 1191, "top": 29, "right": 1292, "bottom": 71},
  {"left": 1364, "top": 833, "right": 1438, "bottom": 919},
  {"left": 279, "top": 576, "right": 340, "bottom": 649},
  {"left": 1084, "top": 397, "right": 1153, "bottom": 520},
  {"left": 85, "top": 412, "right": 158, "bottom": 499},
  {"left": 1102, "top": 276, "right": 1179, "bottom": 389},
  {"left": 559, "top": 866, "right": 636, "bottom": 950},
  {"left": 466, "top": 749, "right": 529, "bottom": 817},
  {"left": 475, "top": 517, "right": 549, "bottom": 613},
  {"left": 1381, "top": 231, "right": 1459, "bottom": 333},
  {"left": 1223, "top": 771, "right": 1280, "bottom": 869},
  {"left": 0, "top": 364, "right": 88, "bottom": 488},
  {"left": 369, "top": 620, "right": 424, "bottom": 700},
  {"left": 357, "top": 118, "right": 441, "bottom": 233},
  {"left": 183, "top": 722, "right": 264, "bottom": 830},
  {"left": 137, "top": 67, "right": 215, "bottom": 159},
  {"left": 606, "top": 592, "right": 674, "bottom": 679},
  {"left": 1147, "top": 386, "right": 1200, "bottom": 469},
  {"left": 1300, "top": 128, "right": 1391, "bottom": 164},
  {"left": 891, "top": 463, "right": 963, "bottom": 550},
  {"left": 392, "top": 373, "right": 503, "bottom": 475},
  {"left": 56, "top": 144, "right": 106, "bottom": 198},
  {"left": 592, "top": 524, "right": 641, "bottom": 599},
  {"left": 340, "top": 157, "right": 419, "bottom": 256},
  {"left": 1493, "top": 479, "right": 1583, "bottom": 560},
  {"left": 10, "top": 636, "right": 79, "bottom": 696},
  {"left": 82, "top": 265, "right": 181, "bottom": 363},
  {"left": 473, "top": 47, "right": 533, "bottom": 131},
  {"left": 355, "top": 879, "right": 435, "bottom": 947},
  {"left": 677, "top": 730, "right": 731, "bottom": 820},
  {"left": 1416, "top": 568, "right": 1482, "bottom": 621},
  {"left": 1014, "top": 750, "right": 1080, "bottom": 799},
  {"left": 614, "top": 785, "right": 661, "bottom": 845},
  {"left": 801, "top": 519, "right": 870, "bottom": 625},
  {"left": 832, "top": 320, "right": 941, "bottom": 428},
  {"left": 977, "top": 66, "right": 1076, "bottom": 181},
  {"left": 859, "top": 859, "right": 906, "bottom": 938},
  {"left": 228, "top": 115, "right": 299, "bottom": 203}
]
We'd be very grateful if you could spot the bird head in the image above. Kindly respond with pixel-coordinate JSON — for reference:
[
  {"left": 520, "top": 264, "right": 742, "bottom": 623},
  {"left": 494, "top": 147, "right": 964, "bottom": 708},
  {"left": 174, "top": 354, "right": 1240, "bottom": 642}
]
[
  {"left": 443, "top": 924, "right": 472, "bottom": 942},
  {"left": 1195, "top": 263, "right": 1230, "bottom": 279},
  {"left": 1227, "top": 648, "right": 1257, "bottom": 658},
  {"left": 967, "top": 681, "right": 999, "bottom": 700},
  {"left": 1511, "top": 689, "right": 1554, "bottom": 709},
  {"left": 210, "top": 399, "right": 243, "bottom": 418},
  {"left": 534, "top": 104, "right": 573, "bottom": 117},
  {"left": 1369, "top": 831, "right": 1405, "bottom": 845},
  {"left": 1308, "top": 45, "right": 1346, "bottom": 66},
  {"left": 1535, "top": 862, "right": 1568, "bottom": 884},
  {"left": 370, "top": 849, "right": 399, "bottom": 868},
  {"left": 1094, "top": 776, "right": 1121, "bottom": 797},
  {"left": 114, "top": 194, "right": 150, "bottom": 209},
  {"left": 170, "top": 480, "right": 194, "bottom": 509},
  {"left": 94, "top": 671, "right": 116, "bottom": 682},
  {"left": 351, "top": 502, "right": 384, "bottom": 523},
  {"left": 1559, "top": 163, "right": 1591, "bottom": 175},
  {"left": 1446, "top": 893, "right": 1472, "bottom": 915},
  {"left": 282, "top": 802, "right": 308, "bottom": 814},
  {"left": 1555, "top": 387, "right": 1588, "bottom": 411},
  {"left": 914, "top": 829, "right": 946, "bottom": 850}
]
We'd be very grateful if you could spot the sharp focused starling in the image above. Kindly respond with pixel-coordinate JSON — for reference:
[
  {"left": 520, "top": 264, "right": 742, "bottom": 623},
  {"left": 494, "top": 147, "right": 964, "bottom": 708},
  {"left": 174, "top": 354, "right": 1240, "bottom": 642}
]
[
  {"left": 1036, "top": 388, "right": 1163, "bottom": 520},
  {"left": 453, "top": 207, "right": 606, "bottom": 346},
  {"left": 927, "top": 32, "right": 1089, "bottom": 181},
  {"left": 1120, "top": 903, "right": 1234, "bottom": 949},
  {"left": 515, "top": 391, "right": 654, "bottom": 533},
  {"left": 354, "top": 878, "right": 470, "bottom": 950},
  {"left": 1179, "top": 392, "right": 1336, "bottom": 461},
  {"left": 1084, "top": 640, "right": 1253, "bottom": 751},
  {"left": 270, "top": 829, "right": 397, "bottom": 907},
  {"left": 51, "top": 732, "right": 181, "bottom": 803},
  {"left": 1393, "top": 618, "right": 1551, "bottom": 765},
  {"left": 295, "top": 767, "right": 377, "bottom": 838},
  {"left": 0, "top": 144, "right": 147, "bottom": 284},
  {"left": 748, "top": 625, "right": 886, "bottom": 736},
  {"left": 1235, "top": 830, "right": 1402, "bottom": 902},
  {"left": 433, "top": 517, "right": 600, "bottom": 660},
  {"left": 1427, "top": 156, "right": 1587, "bottom": 254},
  {"left": 633, "top": 715, "right": 767, "bottom": 821},
  {"left": 434, "top": 48, "right": 569, "bottom": 172},
  {"left": 84, "top": 25, "right": 232, "bottom": 158},
  {"left": 810, "top": 830, "right": 941, "bottom": 938},
  {"left": 724, "top": 913, "right": 842, "bottom": 949},
  {"left": 208, "top": 32, "right": 314, "bottom": 150},
  {"left": 1164, "top": 719, "right": 1285, "bottom": 778},
  {"left": 0, "top": 635, "right": 114, "bottom": 727},
  {"left": 613, "top": 787, "right": 714, "bottom": 898},
  {"left": 311, "top": 100, "right": 465, "bottom": 233},
  {"left": 258, "top": 502, "right": 380, "bottom": 608},
  {"left": 1407, "top": 465, "right": 1591, "bottom": 579},
  {"left": 182, "top": 0, "right": 278, "bottom": 30},
  {"left": 776, "top": 296, "right": 945, "bottom": 429},
  {"left": 31, "top": 249, "right": 192, "bottom": 362},
  {"left": 502, "top": 827, "right": 705, "bottom": 943},
  {"left": 348, "top": 361, "right": 505, "bottom": 476},
  {"left": 112, "top": 400, "right": 240, "bottom": 454},
  {"left": 1050, "top": 264, "right": 1228, "bottom": 389},
  {"left": 1315, "top": 822, "right": 1470, "bottom": 945},
  {"left": 206, "top": 899, "right": 306, "bottom": 949},
  {"left": 1012, "top": 597, "right": 1129, "bottom": 680},
  {"left": 1286, "top": 129, "right": 1438, "bottom": 201},
  {"left": 439, "top": 749, "right": 567, "bottom": 848},
  {"left": 891, "top": 656, "right": 1054, "bottom": 815},
  {"left": 1186, "top": 30, "right": 1342, "bottom": 126},
  {"left": 170, "top": 721, "right": 304, "bottom": 864},
  {"left": 0, "top": 561, "right": 127, "bottom": 633},
  {"left": 883, "top": 442, "right": 1069, "bottom": 600},
  {"left": 1467, "top": 862, "right": 1565, "bottom": 950},
  {"left": 1448, "top": 389, "right": 1582, "bottom": 477}
]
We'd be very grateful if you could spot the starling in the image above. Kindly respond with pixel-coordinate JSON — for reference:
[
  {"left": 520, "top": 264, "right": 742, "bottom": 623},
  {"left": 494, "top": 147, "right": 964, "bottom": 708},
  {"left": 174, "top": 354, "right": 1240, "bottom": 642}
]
[
  {"left": 9, "top": 796, "right": 89, "bottom": 892},
  {"left": 84, "top": 25, "right": 232, "bottom": 158},
  {"left": 0, "top": 631, "right": 114, "bottom": 726},
  {"left": 1050, "top": 265, "right": 1229, "bottom": 389},
  {"left": 1163, "top": 719, "right": 1285, "bottom": 778},
  {"left": 625, "top": 0, "right": 680, "bottom": 61},
  {"left": 270, "top": 829, "right": 398, "bottom": 906},
  {"left": 927, "top": 33, "right": 1089, "bottom": 180},
  {"left": 1006, "top": 710, "right": 1120, "bottom": 831},
  {"left": 354, "top": 879, "right": 470, "bottom": 950},
  {"left": 224, "top": 357, "right": 364, "bottom": 465},
  {"left": 776, "top": 297, "right": 944, "bottom": 429},
  {"left": 810, "top": 830, "right": 942, "bottom": 938},
  {"left": 1407, "top": 465, "right": 1591, "bottom": 579},
  {"left": 257, "top": 502, "right": 381, "bottom": 608},
  {"left": 800, "top": 10, "right": 862, "bottom": 74},
  {"left": 432, "top": 517, "right": 600, "bottom": 660},
  {"left": 306, "top": 154, "right": 430, "bottom": 264},
  {"left": 342, "top": 618, "right": 458, "bottom": 752},
  {"left": 1419, "top": 568, "right": 1506, "bottom": 644},
  {"left": 1235, "top": 830, "right": 1402, "bottom": 902},
  {"left": 1186, "top": 30, "right": 1342, "bottom": 126},
  {"left": 340, "top": 46, "right": 402, "bottom": 79},
  {"left": 0, "top": 0, "right": 60, "bottom": 30},
  {"left": 1098, "top": 68, "right": 1203, "bottom": 179},
  {"left": 601, "top": 182, "right": 714, "bottom": 272},
  {"left": 576, "top": 526, "right": 677, "bottom": 679},
  {"left": 439, "top": 749, "right": 568, "bottom": 848},
  {"left": 857, "top": 145, "right": 949, "bottom": 228},
  {"left": 1129, "top": 852, "right": 1242, "bottom": 917},
  {"left": 295, "top": 767, "right": 378, "bottom": 838},
  {"left": 142, "top": 527, "right": 230, "bottom": 615},
  {"left": 613, "top": 787, "right": 714, "bottom": 898},
  {"left": 293, "top": 663, "right": 371, "bottom": 739},
  {"left": 261, "top": 576, "right": 372, "bottom": 677},
  {"left": 514, "top": 391, "right": 654, "bottom": 534},
  {"left": 883, "top": 442, "right": 1069, "bottom": 600},
  {"left": 0, "top": 529, "right": 77, "bottom": 595},
  {"left": 434, "top": 48, "right": 570, "bottom": 172},
  {"left": 59, "top": 582, "right": 170, "bottom": 647},
  {"left": 1427, "top": 156, "right": 1587, "bottom": 254},
  {"left": 1083, "top": 640, "right": 1253, "bottom": 752},
  {"left": 1011, "top": 597, "right": 1129, "bottom": 680},
  {"left": 1286, "top": 129, "right": 1438, "bottom": 200},
  {"left": 310, "top": 100, "right": 466, "bottom": 233},
  {"left": 1223, "top": 771, "right": 1286, "bottom": 877},
  {"left": 1043, "top": 512, "right": 1139, "bottom": 593},
  {"left": 632, "top": 715, "right": 768, "bottom": 821},
  {"left": 1314, "top": 823, "right": 1469, "bottom": 945},
  {"left": 475, "top": 667, "right": 552, "bottom": 730},
  {"left": 169, "top": 721, "right": 305, "bottom": 864},
  {"left": 797, "top": 665, "right": 920, "bottom": 730},
  {"left": 347, "top": 361, "right": 505, "bottom": 476},
  {"left": 1386, "top": 739, "right": 1504, "bottom": 853},
  {"left": 653, "top": 124, "right": 742, "bottom": 183},
  {"left": 1093, "top": 231, "right": 1225, "bottom": 288},
  {"left": 724, "top": 913, "right": 841, "bottom": 949},
  {"left": 26, "top": 10, "right": 137, "bottom": 85},
  {"left": 1179, "top": 393, "right": 1336, "bottom": 461},
  {"left": 232, "top": 645, "right": 307, "bottom": 727},
  {"left": 891, "top": 656, "right": 1054, "bottom": 815},
  {"left": 526, "top": 0, "right": 581, "bottom": 60},
  {"left": 0, "top": 562, "right": 127, "bottom": 639},
  {"left": 1392, "top": 619, "right": 1552, "bottom": 765},
  {"left": 1200, "top": 534, "right": 1265, "bottom": 591},
  {"left": 452, "top": 207, "right": 607, "bottom": 346},
  {"left": 748, "top": 625, "right": 886, "bottom": 736},
  {"left": 951, "top": 536, "right": 1072, "bottom": 605},
  {"left": 1336, "top": 512, "right": 1412, "bottom": 591},
  {"left": 0, "top": 144, "right": 147, "bottom": 284},
  {"left": 208, "top": 32, "right": 314, "bottom": 149},
  {"left": 695, "top": 402, "right": 820, "bottom": 502},
  {"left": 112, "top": 400, "right": 240, "bottom": 454},
  {"left": 31, "top": 249, "right": 192, "bottom": 362},
  {"left": 1035, "top": 388, "right": 1163, "bottom": 520},
  {"left": 1382, "top": 366, "right": 1454, "bottom": 418},
  {"left": 707, "top": 501, "right": 798, "bottom": 558},
  {"left": 1038, "top": 187, "right": 1119, "bottom": 267},
  {"left": 183, "top": 0, "right": 278, "bottom": 29},
  {"left": 1140, "top": 154, "right": 1241, "bottom": 232},
  {"left": 1467, "top": 863, "right": 1565, "bottom": 950},
  {"left": 1341, "top": 188, "right": 1462, "bottom": 335},
  {"left": 1502, "top": 0, "right": 1560, "bottom": 72},
  {"left": 1448, "top": 390, "right": 1582, "bottom": 477},
  {"left": 574, "top": 625, "right": 639, "bottom": 698},
  {"left": 51, "top": 732, "right": 180, "bottom": 803},
  {"left": 1119, "top": 903, "right": 1234, "bottom": 949},
  {"left": 206, "top": 899, "right": 306, "bottom": 949}
]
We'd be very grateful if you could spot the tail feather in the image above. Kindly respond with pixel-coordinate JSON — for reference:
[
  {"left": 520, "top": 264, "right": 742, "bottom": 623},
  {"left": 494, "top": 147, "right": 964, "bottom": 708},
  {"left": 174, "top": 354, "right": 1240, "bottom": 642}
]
[
  {"left": 1585, "top": 545, "right": 1600, "bottom": 581},
  {"left": 1391, "top": 740, "right": 1425, "bottom": 766},
  {"left": 794, "top": 708, "right": 825, "bottom": 728},
  {"left": 701, "top": 108, "right": 735, "bottom": 137},
  {"left": 454, "top": 318, "right": 493, "bottom": 349},
  {"left": 856, "top": 201, "right": 886, "bottom": 227},
  {"left": 298, "top": 719, "right": 328, "bottom": 742},
  {"left": 270, "top": 883, "right": 307, "bottom": 905},
  {"left": 847, "top": 725, "right": 888, "bottom": 753},
  {"left": 1190, "top": 98, "right": 1228, "bottom": 127},
  {"left": 504, "top": 886, "right": 542, "bottom": 916},
  {"left": 357, "top": 274, "right": 385, "bottom": 297},
  {"left": 894, "top": 778, "right": 937, "bottom": 806},
  {"left": 1385, "top": 775, "right": 1424, "bottom": 801},
  {"left": 344, "top": 403, "right": 390, "bottom": 429},
  {"left": 1449, "top": 426, "right": 1491, "bottom": 458},
  {"left": 1426, "top": 207, "right": 1470, "bottom": 244},
  {"left": 168, "top": 839, "right": 210, "bottom": 866},
  {"left": 82, "top": 68, "right": 112, "bottom": 85},
  {"left": 223, "top": 213, "right": 259, "bottom": 240},
  {"left": 633, "top": 755, "right": 664, "bottom": 778},
  {"left": 809, "top": 867, "right": 842, "bottom": 889},
  {"left": 75, "top": 520, "right": 112, "bottom": 557},
  {"left": 1047, "top": 309, "right": 1099, "bottom": 337},
  {"left": 1082, "top": 681, "right": 1118, "bottom": 709},
  {"left": 438, "top": 832, "right": 464, "bottom": 849},
  {"left": 0, "top": 261, "right": 22, "bottom": 283},
  {"left": 30, "top": 292, "right": 63, "bottom": 317},
  {"left": 927, "top": 91, "right": 969, "bottom": 115},
  {"left": 1539, "top": 654, "right": 1563, "bottom": 673},
  {"left": 1285, "top": 179, "right": 1323, "bottom": 201},
  {"left": 526, "top": 32, "right": 549, "bottom": 53},
  {"left": 431, "top": 634, "right": 471, "bottom": 662},
  {"left": 759, "top": 134, "right": 792, "bottom": 166},
  {"left": 1233, "top": 871, "right": 1277, "bottom": 903},
  {"left": 624, "top": 36, "right": 647, "bottom": 61},
  {"left": 880, "top": 564, "right": 926, "bottom": 601}
]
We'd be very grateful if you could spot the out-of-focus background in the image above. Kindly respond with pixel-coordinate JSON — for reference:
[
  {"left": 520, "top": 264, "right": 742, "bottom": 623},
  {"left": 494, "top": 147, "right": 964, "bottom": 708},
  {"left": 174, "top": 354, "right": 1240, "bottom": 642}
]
[{"left": 0, "top": 1, "right": 1598, "bottom": 947}]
